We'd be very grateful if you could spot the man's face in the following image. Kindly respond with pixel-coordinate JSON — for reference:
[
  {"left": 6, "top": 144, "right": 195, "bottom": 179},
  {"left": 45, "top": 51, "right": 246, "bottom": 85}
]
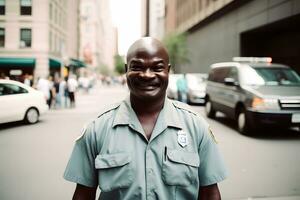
[{"left": 126, "top": 48, "right": 170, "bottom": 101}]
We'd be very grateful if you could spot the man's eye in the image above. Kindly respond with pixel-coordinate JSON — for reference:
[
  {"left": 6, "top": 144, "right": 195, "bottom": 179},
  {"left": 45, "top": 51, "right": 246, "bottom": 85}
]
[
  {"left": 153, "top": 66, "right": 164, "bottom": 72},
  {"left": 130, "top": 66, "right": 142, "bottom": 71}
]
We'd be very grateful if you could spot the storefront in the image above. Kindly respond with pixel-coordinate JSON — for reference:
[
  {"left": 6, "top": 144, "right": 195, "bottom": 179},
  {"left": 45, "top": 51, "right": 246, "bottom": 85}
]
[
  {"left": 49, "top": 58, "right": 62, "bottom": 77},
  {"left": 67, "top": 58, "right": 86, "bottom": 76},
  {"left": 0, "top": 57, "right": 35, "bottom": 82}
]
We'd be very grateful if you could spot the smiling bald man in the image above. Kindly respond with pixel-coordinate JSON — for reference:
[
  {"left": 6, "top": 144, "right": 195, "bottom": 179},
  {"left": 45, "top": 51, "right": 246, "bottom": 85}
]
[{"left": 64, "top": 37, "right": 228, "bottom": 200}]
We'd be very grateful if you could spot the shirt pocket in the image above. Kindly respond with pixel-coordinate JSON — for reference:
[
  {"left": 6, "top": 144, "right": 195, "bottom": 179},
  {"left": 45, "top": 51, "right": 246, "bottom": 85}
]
[
  {"left": 162, "top": 148, "right": 200, "bottom": 187},
  {"left": 95, "top": 152, "right": 134, "bottom": 192}
]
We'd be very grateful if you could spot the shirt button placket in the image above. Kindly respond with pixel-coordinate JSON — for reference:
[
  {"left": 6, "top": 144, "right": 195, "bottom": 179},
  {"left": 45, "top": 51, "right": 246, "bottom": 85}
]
[{"left": 145, "top": 147, "right": 155, "bottom": 200}]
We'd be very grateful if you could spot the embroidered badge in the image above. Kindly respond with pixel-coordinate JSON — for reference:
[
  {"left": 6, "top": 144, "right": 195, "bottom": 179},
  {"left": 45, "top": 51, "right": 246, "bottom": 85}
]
[{"left": 177, "top": 130, "right": 188, "bottom": 147}]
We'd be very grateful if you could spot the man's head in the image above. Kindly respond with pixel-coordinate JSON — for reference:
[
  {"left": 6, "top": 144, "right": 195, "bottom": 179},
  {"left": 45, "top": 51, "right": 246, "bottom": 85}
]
[{"left": 125, "top": 37, "right": 171, "bottom": 102}]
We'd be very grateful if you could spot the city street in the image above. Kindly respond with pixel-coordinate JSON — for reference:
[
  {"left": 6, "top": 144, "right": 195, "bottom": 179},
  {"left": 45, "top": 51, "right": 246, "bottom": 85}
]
[{"left": 0, "top": 84, "right": 300, "bottom": 200}]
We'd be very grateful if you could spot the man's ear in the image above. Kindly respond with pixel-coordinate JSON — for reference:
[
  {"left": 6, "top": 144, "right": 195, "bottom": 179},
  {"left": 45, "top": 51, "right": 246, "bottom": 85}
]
[
  {"left": 125, "top": 64, "right": 128, "bottom": 72},
  {"left": 168, "top": 64, "right": 171, "bottom": 72}
]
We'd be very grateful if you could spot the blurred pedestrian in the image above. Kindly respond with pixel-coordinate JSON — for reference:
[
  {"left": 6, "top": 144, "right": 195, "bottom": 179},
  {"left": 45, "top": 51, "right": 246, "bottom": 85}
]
[
  {"left": 0, "top": 73, "right": 9, "bottom": 80},
  {"left": 48, "top": 76, "right": 55, "bottom": 108},
  {"left": 64, "top": 37, "right": 227, "bottom": 199},
  {"left": 79, "top": 76, "right": 90, "bottom": 93},
  {"left": 59, "top": 77, "right": 69, "bottom": 108},
  {"left": 24, "top": 74, "right": 32, "bottom": 86},
  {"left": 53, "top": 77, "right": 61, "bottom": 109},
  {"left": 36, "top": 76, "right": 51, "bottom": 108},
  {"left": 176, "top": 73, "right": 188, "bottom": 103},
  {"left": 67, "top": 75, "right": 78, "bottom": 108}
]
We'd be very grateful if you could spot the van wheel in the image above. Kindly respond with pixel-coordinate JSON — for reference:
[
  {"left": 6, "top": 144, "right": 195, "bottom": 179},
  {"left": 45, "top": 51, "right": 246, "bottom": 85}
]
[
  {"left": 24, "top": 108, "right": 39, "bottom": 124},
  {"left": 237, "top": 107, "right": 252, "bottom": 134},
  {"left": 205, "top": 99, "right": 216, "bottom": 118}
]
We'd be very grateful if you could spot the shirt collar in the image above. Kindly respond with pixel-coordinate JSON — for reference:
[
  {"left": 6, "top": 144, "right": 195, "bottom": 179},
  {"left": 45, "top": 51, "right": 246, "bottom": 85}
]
[{"left": 112, "top": 96, "right": 183, "bottom": 131}]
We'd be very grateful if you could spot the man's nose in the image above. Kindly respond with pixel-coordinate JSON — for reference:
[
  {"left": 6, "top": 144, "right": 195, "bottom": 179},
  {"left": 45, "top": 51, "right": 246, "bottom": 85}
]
[{"left": 141, "top": 69, "right": 155, "bottom": 79}]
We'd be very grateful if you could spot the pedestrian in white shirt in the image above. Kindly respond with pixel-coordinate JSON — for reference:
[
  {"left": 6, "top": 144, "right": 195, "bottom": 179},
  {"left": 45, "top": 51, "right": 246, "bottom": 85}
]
[
  {"left": 36, "top": 77, "right": 51, "bottom": 107},
  {"left": 67, "top": 75, "right": 78, "bottom": 108}
]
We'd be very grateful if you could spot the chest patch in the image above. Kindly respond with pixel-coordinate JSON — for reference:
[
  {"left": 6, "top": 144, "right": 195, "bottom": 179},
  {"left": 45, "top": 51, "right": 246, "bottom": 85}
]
[{"left": 177, "top": 130, "right": 188, "bottom": 147}]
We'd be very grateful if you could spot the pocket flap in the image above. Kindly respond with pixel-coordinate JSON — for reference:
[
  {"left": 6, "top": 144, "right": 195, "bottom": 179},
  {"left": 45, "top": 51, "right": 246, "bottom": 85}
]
[
  {"left": 95, "top": 152, "right": 131, "bottom": 169},
  {"left": 167, "top": 149, "right": 200, "bottom": 167}
]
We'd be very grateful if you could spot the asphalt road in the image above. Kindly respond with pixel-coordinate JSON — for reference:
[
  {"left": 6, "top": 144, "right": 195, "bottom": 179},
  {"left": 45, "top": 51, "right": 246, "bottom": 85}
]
[{"left": 0, "top": 84, "right": 299, "bottom": 200}]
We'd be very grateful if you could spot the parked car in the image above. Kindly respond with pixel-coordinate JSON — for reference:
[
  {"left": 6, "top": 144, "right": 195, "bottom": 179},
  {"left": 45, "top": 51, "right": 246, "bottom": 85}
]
[
  {"left": 205, "top": 57, "right": 300, "bottom": 134},
  {"left": 0, "top": 79, "right": 48, "bottom": 124},
  {"left": 186, "top": 73, "right": 207, "bottom": 104},
  {"left": 167, "top": 74, "right": 183, "bottom": 100}
]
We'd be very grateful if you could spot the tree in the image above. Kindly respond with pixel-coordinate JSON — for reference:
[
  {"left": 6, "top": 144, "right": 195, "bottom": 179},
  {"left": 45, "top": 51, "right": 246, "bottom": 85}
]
[
  {"left": 114, "top": 54, "right": 125, "bottom": 74},
  {"left": 96, "top": 64, "right": 110, "bottom": 76},
  {"left": 163, "top": 32, "right": 189, "bottom": 73}
]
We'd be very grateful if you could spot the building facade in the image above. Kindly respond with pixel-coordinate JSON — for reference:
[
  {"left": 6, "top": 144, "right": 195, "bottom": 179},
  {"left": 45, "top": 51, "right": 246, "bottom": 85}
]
[
  {"left": 141, "top": 0, "right": 149, "bottom": 37},
  {"left": 0, "top": 0, "right": 81, "bottom": 82},
  {"left": 149, "top": 0, "right": 165, "bottom": 39},
  {"left": 165, "top": 0, "right": 300, "bottom": 74},
  {"left": 80, "top": 0, "right": 117, "bottom": 74}
]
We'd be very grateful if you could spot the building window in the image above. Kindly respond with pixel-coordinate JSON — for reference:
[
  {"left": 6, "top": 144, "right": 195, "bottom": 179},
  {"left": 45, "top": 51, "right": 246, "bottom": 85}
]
[
  {"left": 55, "top": 8, "right": 57, "bottom": 24},
  {"left": 20, "top": 28, "right": 31, "bottom": 48},
  {"left": 58, "top": 11, "right": 60, "bottom": 26},
  {"left": 0, "top": 28, "right": 4, "bottom": 47},
  {"left": 20, "top": 0, "right": 32, "bottom": 15},
  {"left": 56, "top": 35, "right": 59, "bottom": 52},
  {"left": 49, "top": 3, "right": 52, "bottom": 20},
  {"left": 0, "top": 0, "right": 5, "bottom": 15},
  {"left": 198, "top": 0, "right": 202, "bottom": 11},
  {"left": 49, "top": 31, "right": 52, "bottom": 51}
]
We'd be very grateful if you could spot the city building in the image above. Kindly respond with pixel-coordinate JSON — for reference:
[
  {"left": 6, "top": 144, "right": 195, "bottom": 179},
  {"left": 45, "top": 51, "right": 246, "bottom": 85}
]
[
  {"left": 141, "top": 0, "right": 149, "bottom": 37},
  {"left": 149, "top": 0, "right": 165, "bottom": 39},
  {"left": 80, "top": 0, "right": 117, "bottom": 74},
  {"left": 0, "top": 0, "right": 81, "bottom": 82},
  {"left": 165, "top": 0, "right": 300, "bottom": 74}
]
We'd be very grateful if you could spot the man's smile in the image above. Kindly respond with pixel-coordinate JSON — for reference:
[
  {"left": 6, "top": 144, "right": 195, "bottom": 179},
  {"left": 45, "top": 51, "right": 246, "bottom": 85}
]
[
  {"left": 137, "top": 85, "right": 159, "bottom": 91},
  {"left": 134, "top": 81, "right": 160, "bottom": 91}
]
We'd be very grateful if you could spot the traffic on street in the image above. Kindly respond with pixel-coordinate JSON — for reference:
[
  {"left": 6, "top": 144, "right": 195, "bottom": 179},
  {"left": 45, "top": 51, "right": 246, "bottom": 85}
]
[{"left": 0, "top": 83, "right": 299, "bottom": 200}]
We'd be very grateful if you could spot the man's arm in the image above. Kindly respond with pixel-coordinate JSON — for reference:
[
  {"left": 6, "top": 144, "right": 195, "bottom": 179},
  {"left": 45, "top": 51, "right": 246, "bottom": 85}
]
[
  {"left": 198, "top": 184, "right": 221, "bottom": 200},
  {"left": 72, "top": 184, "right": 97, "bottom": 200}
]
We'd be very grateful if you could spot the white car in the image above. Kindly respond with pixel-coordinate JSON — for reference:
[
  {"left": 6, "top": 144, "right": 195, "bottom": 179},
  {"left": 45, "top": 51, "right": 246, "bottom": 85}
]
[
  {"left": 186, "top": 73, "right": 208, "bottom": 104},
  {"left": 0, "top": 79, "right": 48, "bottom": 124}
]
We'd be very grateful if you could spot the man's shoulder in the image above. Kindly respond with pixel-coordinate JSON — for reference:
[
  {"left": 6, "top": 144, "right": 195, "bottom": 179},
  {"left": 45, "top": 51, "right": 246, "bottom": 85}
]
[
  {"left": 171, "top": 100, "right": 199, "bottom": 116},
  {"left": 96, "top": 101, "right": 122, "bottom": 119},
  {"left": 170, "top": 99, "right": 208, "bottom": 124},
  {"left": 170, "top": 99, "right": 211, "bottom": 140}
]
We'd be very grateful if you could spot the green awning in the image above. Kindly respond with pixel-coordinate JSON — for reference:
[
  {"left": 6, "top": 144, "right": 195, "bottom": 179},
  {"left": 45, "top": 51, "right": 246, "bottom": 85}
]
[
  {"left": 0, "top": 57, "right": 35, "bottom": 68},
  {"left": 69, "top": 58, "right": 86, "bottom": 68},
  {"left": 49, "top": 58, "right": 61, "bottom": 68}
]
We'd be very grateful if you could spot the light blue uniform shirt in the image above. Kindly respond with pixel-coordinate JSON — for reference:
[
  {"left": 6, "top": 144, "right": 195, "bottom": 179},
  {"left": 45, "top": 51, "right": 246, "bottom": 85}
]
[{"left": 64, "top": 97, "right": 228, "bottom": 200}]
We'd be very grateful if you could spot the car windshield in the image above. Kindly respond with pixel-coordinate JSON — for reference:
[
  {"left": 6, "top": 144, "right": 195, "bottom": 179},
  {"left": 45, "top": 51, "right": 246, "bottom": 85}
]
[
  {"left": 240, "top": 66, "right": 300, "bottom": 86},
  {"left": 186, "top": 74, "right": 207, "bottom": 91}
]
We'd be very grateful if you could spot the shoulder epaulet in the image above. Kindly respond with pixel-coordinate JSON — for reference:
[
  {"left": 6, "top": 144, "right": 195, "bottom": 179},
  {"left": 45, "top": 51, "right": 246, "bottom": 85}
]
[
  {"left": 171, "top": 100, "right": 199, "bottom": 116},
  {"left": 97, "top": 102, "right": 122, "bottom": 118}
]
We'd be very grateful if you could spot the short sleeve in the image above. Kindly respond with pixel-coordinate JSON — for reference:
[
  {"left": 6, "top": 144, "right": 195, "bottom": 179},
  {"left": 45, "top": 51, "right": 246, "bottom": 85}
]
[
  {"left": 63, "top": 122, "right": 98, "bottom": 187},
  {"left": 198, "top": 122, "right": 228, "bottom": 186}
]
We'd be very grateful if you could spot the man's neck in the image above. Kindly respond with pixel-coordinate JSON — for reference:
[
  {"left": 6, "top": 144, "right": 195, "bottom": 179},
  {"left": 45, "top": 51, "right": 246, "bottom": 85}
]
[
  {"left": 130, "top": 94, "right": 166, "bottom": 140},
  {"left": 130, "top": 95, "right": 165, "bottom": 116}
]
